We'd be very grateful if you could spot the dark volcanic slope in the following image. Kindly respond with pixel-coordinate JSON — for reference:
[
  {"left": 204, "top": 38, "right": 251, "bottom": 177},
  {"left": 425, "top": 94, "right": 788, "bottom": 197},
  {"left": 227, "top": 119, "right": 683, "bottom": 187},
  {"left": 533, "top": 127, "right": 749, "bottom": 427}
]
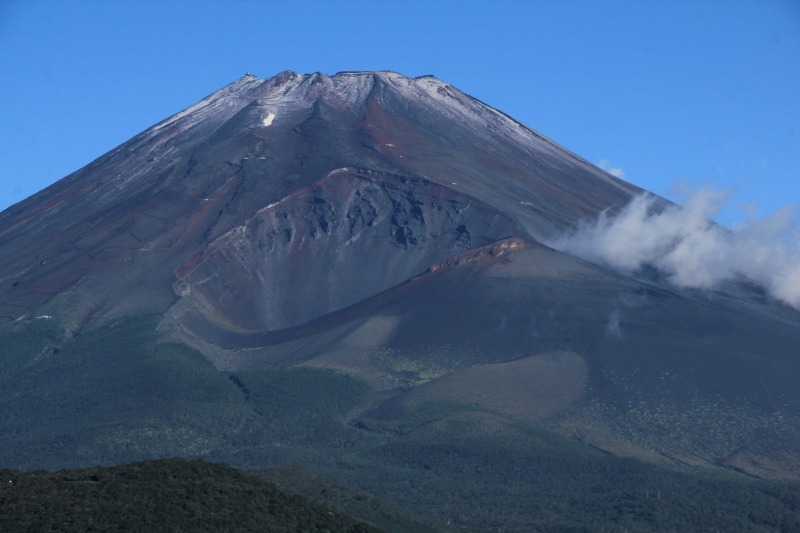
[
  {"left": 1, "top": 71, "right": 799, "bottom": 482},
  {"left": 174, "top": 235, "right": 800, "bottom": 477},
  {"left": 174, "top": 168, "right": 520, "bottom": 330},
  {"left": 0, "top": 71, "right": 636, "bottom": 330}
]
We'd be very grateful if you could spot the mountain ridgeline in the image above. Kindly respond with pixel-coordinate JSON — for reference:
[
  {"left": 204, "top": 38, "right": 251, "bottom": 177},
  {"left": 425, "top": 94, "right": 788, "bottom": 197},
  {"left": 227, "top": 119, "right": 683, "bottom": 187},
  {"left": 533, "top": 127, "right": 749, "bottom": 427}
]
[{"left": 1, "top": 71, "right": 799, "bottom": 530}]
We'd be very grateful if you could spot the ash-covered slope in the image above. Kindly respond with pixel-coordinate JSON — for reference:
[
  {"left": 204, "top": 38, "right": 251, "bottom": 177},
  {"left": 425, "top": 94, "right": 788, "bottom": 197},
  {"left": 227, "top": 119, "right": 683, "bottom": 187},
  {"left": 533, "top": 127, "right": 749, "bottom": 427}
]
[{"left": 0, "top": 70, "right": 637, "bottom": 331}]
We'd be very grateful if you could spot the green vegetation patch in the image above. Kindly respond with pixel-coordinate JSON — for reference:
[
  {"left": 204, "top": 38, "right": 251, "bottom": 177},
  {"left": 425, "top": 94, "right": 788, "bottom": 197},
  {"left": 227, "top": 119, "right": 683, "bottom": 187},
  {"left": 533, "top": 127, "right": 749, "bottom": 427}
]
[
  {"left": 230, "top": 366, "right": 370, "bottom": 435},
  {"left": 0, "top": 315, "right": 252, "bottom": 467},
  {"left": 359, "top": 411, "right": 800, "bottom": 531},
  {"left": 258, "top": 467, "right": 438, "bottom": 533},
  {"left": 321, "top": 402, "right": 800, "bottom": 531},
  {"left": 0, "top": 317, "right": 62, "bottom": 378},
  {"left": 0, "top": 315, "right": 380, "bottom": 470},
  {"left": 0, "top": 458, "right": 377, "bottom": 532},
  {"left": 224, "top": 366, "right": 380, "bottom": 459}
]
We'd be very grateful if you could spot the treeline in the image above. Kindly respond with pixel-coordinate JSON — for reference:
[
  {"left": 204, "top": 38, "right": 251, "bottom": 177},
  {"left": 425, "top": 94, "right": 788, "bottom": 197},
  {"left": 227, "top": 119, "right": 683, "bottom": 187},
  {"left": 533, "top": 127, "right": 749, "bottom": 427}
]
[{"left": 0, "top": 458, "right": 378, "bottom": 532}]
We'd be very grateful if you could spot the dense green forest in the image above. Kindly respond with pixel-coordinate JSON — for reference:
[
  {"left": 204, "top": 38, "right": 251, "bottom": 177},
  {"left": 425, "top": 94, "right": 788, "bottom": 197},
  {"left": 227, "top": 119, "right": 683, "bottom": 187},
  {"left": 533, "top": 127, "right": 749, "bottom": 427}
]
[
  {"left": 1, "top": 316, "right": 799, "bottom": 531},
  {"left": 0, "top": 458, "right": 376, "bottom": 532}
]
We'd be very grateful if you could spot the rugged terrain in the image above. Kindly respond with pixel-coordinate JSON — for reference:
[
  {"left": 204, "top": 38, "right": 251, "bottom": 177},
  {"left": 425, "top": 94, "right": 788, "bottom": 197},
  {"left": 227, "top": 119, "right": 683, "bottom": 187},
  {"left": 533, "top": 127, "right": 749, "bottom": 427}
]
[{"left": 1, "top": 71, "right": 799, "bottom": 529}]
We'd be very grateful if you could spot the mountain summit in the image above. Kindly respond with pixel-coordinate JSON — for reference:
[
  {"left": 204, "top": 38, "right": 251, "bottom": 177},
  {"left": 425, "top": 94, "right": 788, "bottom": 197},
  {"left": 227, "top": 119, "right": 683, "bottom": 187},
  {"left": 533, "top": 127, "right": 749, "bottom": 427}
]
[
  {"left": 0, "top": 71, "right": 638, "bottom": 329},
  {"left": 1, "top": 72, "right": 799, "bottom": 526}
]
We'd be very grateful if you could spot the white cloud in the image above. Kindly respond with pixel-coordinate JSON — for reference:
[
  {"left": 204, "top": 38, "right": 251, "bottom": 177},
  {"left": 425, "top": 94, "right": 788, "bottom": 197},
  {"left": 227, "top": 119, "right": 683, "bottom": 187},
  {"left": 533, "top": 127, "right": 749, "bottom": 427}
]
[{"left": 551, "top": 188, "right": 800, "bottom": 309}]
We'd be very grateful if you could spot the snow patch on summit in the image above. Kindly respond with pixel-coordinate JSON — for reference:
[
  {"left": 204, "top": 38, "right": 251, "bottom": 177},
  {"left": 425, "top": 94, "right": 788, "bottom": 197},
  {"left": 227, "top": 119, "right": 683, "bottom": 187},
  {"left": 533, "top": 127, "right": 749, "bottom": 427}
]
[
  {"left": 381, "top": 73, "right": 567, "bottom": 162},
  {"left": 149, "top": 74, "right": 264, "bottom": 135},
  {"left": 261, "top": 112, "right": 276, "bottom": 127}
]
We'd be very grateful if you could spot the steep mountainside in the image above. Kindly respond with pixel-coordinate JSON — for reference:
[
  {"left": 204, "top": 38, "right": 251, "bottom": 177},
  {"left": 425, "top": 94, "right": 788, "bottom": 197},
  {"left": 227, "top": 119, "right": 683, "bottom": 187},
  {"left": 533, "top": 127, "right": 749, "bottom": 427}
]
[
  {"left": 0, "top": 71, "right": 636, "bottom": 330},
  {"left": 1, "top": 71, "right": 799, "bottom": 529}
]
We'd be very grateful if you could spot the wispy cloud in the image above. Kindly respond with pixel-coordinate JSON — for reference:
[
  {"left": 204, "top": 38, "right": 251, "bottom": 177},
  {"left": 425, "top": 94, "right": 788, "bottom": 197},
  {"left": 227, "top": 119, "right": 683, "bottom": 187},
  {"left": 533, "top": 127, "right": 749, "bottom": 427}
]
[{"left": 551, "top": 188, "right": 800, "bottom": 309}]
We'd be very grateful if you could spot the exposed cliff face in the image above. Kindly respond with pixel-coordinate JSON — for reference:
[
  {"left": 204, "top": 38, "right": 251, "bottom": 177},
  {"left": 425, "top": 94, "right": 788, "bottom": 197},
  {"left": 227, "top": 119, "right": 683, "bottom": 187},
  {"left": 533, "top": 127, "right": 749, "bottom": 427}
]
[{"left": 174, "top": 167, "right": 520, "bottom": 331}]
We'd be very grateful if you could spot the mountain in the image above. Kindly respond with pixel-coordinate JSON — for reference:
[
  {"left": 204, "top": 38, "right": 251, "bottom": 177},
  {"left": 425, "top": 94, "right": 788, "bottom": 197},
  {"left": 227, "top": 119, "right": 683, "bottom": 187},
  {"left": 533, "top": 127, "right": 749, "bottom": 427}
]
[
  {"left": 1, "top": 71, "right": 799, "bottom": 529},
  {"left": 0, "top": 71, "right": 637, "bottom": 329}
]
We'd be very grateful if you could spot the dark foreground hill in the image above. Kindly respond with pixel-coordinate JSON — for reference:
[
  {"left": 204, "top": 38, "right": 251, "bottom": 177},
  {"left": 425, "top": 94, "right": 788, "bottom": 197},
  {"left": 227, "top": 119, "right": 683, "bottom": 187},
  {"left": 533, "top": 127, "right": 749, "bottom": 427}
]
[
  {"left": 0, "top": 458, "right": 377, "bottom": 532},
  {"left": 2, "top": 457, "right": 799, "bottom": 532}
]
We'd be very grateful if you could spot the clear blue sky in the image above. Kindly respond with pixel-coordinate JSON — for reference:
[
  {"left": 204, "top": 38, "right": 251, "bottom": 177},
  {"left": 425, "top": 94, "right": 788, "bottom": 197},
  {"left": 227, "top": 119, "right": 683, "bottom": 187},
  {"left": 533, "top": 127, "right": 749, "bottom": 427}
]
[{"left": 1, "top": 0, "right": 798, "bottom": 227}]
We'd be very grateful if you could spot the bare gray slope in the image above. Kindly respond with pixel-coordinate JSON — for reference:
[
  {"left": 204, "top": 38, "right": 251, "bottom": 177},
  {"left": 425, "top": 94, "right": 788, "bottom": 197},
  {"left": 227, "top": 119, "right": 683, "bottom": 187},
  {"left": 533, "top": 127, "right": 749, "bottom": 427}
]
[{"left": 0, "top": 71, "right": 638, "bottom": 330}]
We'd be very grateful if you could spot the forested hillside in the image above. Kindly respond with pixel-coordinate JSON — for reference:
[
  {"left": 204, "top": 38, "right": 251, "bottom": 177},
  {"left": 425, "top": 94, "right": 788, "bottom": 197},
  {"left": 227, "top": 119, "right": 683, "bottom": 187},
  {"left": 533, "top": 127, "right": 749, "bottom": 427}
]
[{"left": 0, "top": 458, "right": 377, "bottom": 532}]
